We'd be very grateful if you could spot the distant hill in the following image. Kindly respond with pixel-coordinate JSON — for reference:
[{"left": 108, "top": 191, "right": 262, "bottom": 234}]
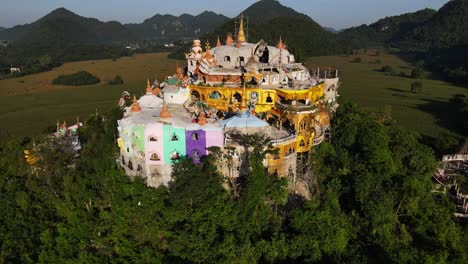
[
  {"left": 0, "top": 27, "right": 4, "bottom": 32},
  {"left": 338, "top": 8, "right": 437, "bottom": 49},
  {"left": 324, "top": 27, "right": 341, "bottom": 33},
  {"left": 184, "top": 0, "right": 347, "bottom": 60},
  {"left": 399, "top": 0, "right": 468, "bottom": 50},
  {"left": 125, "top": 11, "right": 229, "bottom": 42},
  {"left": 0, "top": 8, "right": 134, "bottom": 44}
]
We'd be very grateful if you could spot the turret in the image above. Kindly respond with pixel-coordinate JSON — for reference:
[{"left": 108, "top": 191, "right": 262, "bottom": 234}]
[
  {"left": 146, "top": 79, "right": 152, "bottom": 94},
  {"left": 160, "top": 101, "right": 171, "bottom": 119},
  {"left": 226, "top": 33, "right": 234, "bottom": 45},
  {"left": 130, "top": 95, "right": 142, "bottom": 113},
  {"left": 216, "top": 36, "right": 221, "bottom": 47}
]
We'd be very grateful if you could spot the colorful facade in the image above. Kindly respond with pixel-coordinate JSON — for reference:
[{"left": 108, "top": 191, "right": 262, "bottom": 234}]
[{"left": 117, "top": 16, "right": 340, "bottom": 189}]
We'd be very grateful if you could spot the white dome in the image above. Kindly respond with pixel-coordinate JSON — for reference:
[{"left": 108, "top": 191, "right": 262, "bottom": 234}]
[{"left": 138, "top": 94, "right": 163, "bottom": 109}]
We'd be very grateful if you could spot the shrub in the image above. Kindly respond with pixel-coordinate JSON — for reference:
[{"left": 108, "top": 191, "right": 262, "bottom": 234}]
[
  {"left": 108, "top": 75, "right": 124, "bottom": 85},
  {"left": 381, "top": 65, "right": 394, "bottom": 73},
  {"left": 400, "top": 71, "right": 406, "bottom": 77},
  {"left": 53, "top": 71, "right": 100, "bottom": 86},
  {"left": 410, "top": 80, "right": 423, "bottom": 93},
  {"left": 411, "top": 67, "right": 424, "bottom": 79}
]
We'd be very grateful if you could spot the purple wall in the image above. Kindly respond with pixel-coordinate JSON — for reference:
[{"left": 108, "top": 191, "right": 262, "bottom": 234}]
[{"left": 185, "top": 129, "right": 207, "bottom": 163}]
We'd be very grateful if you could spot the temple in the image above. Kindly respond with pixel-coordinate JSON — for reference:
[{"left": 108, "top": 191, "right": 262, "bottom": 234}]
[{"left": 117, "top": 16, "right": 340, "bottom": 189}]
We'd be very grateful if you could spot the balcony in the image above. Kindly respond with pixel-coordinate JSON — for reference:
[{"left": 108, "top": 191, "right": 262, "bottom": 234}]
[
  {"left": 275, "top": 102, "right": 317, "bottom": 112},
  {"left": 271, "top": 134, "right": 297, "bottom": 146}
]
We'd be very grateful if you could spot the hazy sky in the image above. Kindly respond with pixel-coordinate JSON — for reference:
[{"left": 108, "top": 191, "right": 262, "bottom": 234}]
[{"left": 0, "top": 0, "right": 449, "bottom": 29}]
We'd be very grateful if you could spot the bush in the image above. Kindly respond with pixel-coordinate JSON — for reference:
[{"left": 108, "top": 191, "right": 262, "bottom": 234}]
[
  {"left": 108, "top": 75, "right": 124, "bottom": 85},
  {"left": 381, "top": 65, "right": 394, "bottom": 73},
  {"left": 53, "top": 71, "right": 100, "bottom": 86},
  {"left": 351, "top": 57, "right": 363, "bottom": 63},
  {"left": 411, "top": 67, "right": 424, "bottom": 79},
  {"left": 400, "top": 71, "right": 406, "bottom": 77},
  {"left": 410, "top": 80, "right": 423, "bottom": 93}
]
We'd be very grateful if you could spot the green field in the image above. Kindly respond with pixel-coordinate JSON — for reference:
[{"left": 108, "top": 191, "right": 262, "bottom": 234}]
[
  {"left": 0, "top": 53, "right": 180, "bottom": 139},
  {"left": 307, "top": 51, "right": 467, "bottom": 137},
  {"left": 0, "top": 51, "right": 466, "bottom": 139}
]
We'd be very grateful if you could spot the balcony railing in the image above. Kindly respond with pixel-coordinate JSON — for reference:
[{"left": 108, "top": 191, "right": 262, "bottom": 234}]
[
  {"left": 271, "top": 134, "right": 297, "bottom": 146},
  {"left": 275, "top": 102, "right": 317, "bottom": 112},
  {"left": 312, "top": 134, "right": 325, "bottom": 146}
]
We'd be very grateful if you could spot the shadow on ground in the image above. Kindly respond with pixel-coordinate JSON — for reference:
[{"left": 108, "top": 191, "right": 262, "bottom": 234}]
[{"left": 414, "top": 98, "right": 465, "bottom": 135}]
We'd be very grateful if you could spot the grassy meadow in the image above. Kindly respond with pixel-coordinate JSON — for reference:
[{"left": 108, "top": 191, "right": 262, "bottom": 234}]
[
  {"left": 0, "top": 50, "right": 466, "bottom": 139},
  {"left": 306, "top": 51, "right": 467, "bottom": 137},
  {"left": 0, "top": 53, "right": 180, "bottom": 139}
]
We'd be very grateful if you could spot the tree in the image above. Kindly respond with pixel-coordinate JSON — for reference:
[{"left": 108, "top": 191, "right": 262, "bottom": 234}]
[
  {"left": 411, "top": 67, "right": 424, "bottom": 79},
  {"left": 411, "top": 80, "right": 423, "bottom": 93}
]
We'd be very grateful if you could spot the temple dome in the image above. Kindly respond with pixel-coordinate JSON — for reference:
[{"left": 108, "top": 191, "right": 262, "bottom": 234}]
[
  {"left": 219, "top": 112, "right": 269, "bottom": 129},
  {"left": 138, "top": 94, "right": 163, "bottom": 109}
]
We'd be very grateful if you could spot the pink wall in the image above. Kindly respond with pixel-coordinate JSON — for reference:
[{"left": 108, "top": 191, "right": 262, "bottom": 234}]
[{"left": 145, "top": 123, "right": 164, "bottom": 165}]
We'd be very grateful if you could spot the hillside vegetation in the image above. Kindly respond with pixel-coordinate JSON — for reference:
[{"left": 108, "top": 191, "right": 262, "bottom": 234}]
[{"left": 0, "top": 102, "right": 466, "bottom": 263}]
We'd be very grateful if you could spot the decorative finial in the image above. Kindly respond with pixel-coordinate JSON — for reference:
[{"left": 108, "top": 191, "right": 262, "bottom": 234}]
[
  {"left": 160, "top": 101, "right": 171, "bottom": 119},
  {"left": 205, "top": 40, "right": 211, "bottom": 51},
  {"left": 226, "top": 33, "right": 234, "bottom": 45},
  {"left": 216, "top": 36, "right": 221, "bottom": 47},
  {"left": 130, "top": 95, "right": 142, "bottom": 113},
  {"left": 237, "top": 14, "right": 246, "bottom": 46},
  {"left": 146, "top": 79, "right": 152, "bottom": 94}
]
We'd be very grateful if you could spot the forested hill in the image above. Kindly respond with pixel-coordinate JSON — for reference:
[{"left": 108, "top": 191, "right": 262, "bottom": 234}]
[
  {"left": 0, "top": 103, "right": 465, "bottom": 263},
  {"left": 0, "top": 8, "right": 134, "bottom": 44},
  {"left": 170, "top": 0, "right": 348, "bottom": 59},
  {"left": 125, "top": 11, "right": 229, "bottom": 42},
  {"left": 338, "top": 9, "right": 437, "bottom": 49}
]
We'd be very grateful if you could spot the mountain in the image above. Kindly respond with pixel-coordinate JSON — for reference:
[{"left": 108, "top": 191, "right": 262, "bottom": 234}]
[
  {"left": 125, "top": 11, "right": 229, "bottom": 42},
  {"left": 324, "top": 27, "right": 341, "bottom": 33},
  {"left": 0, "top": 8, "right": 134, "bottom": 44},
  {"left": 338, "top": 8, "right": 437, "bottom": 49},
  {"left": 240, "top": 0, "right": 310, "bottom": 24},
  {"left": 399, "top": 0, "right": 468, "bottom": 50},
  {"left": 191, "top": 0, "right": 346, "bottom": 59},
  {"left": 0, "top": 27, "right": 4, "bottom": 31}
]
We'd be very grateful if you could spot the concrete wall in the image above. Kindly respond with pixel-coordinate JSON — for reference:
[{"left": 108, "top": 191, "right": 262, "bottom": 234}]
[
  {"left": 186, "top": 129, "right": 207, "bottom": 163},
  {"left": 163, "top": 124, "right": 186, "bottom": 163}
]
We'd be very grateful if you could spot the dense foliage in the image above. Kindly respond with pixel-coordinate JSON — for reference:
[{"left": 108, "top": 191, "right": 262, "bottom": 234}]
[
  {"left": 338, "top": 0, "right": 468, "bottom": 85},
  {"left": 169, "top": 0, "right": 349, "bottom": 60},
  {"left": 52, "top": 71, "right": 100, "bottom": 86},
  {"left": 108, "top": 75, "right": 124, "bottom": 85},
  {"left": 0, "top": 102, "right": 465, "bottom": 263}
]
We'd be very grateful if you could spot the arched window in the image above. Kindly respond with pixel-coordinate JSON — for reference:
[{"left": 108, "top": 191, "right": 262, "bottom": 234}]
[
  {"left": 171, "top": 151, "right": 181, "bottom": 160},
  {"left": 273, "top": 153, "right": 280, "bottom": 160},
  {"left": 209, "top": 91, "right": 222, "bottom": 99},
  {"left": 127, "top": 147, "right": 130, "bottom": 152},
  {"left": 121, "top": 156, "right": 126, "bottom": 165},
  {"left": 149, "top": 136, "right": 158, "bottom": 142},
  {"left": 300, "top": 140, "right": 306, "bottom": 147},
  {"left": 191, "top": 133, "right": 199, "bottom": 141},
  {"left": 137, "top": 165, "right": 142, "bottom": 172},
  {"left": 192, "top": 149, "right": 201, "bottom": 162},
  {"left": 238, "top": 56, "right": 245, "bottom": 62},
  {"left": 224, "top": 56, "right": 231, "bottom": 62},
  {"left": 266, "top": 94, "right": 273, "bottom": 103},
  {"left": 171, "top": 133, "right": 179, "bottom": 141},
  {"left": 233, "top": 92, "right": 242, "bottom": 103},
  {"left": 150, "top": 153, "right": 160, "bottom": 161},
  {"left": 128, "top": 161, "right": 133, "bottom": 170}
]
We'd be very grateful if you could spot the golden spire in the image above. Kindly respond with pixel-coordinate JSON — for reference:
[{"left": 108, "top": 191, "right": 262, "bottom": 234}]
[
  {"left": 146, "top": 79, "right": 152, "bottom": 94},
  {"left": 277, "top": 35, "right": 286, "bottom": 50},
  {"left": 237, "top": 14, "right": 246, "bottom": 45},
  {"left": 205, "top": 40, "right": 211, "bottom": 51},
  {"left": 216, "top": 35, "right": 221, "bottom": 47}
]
